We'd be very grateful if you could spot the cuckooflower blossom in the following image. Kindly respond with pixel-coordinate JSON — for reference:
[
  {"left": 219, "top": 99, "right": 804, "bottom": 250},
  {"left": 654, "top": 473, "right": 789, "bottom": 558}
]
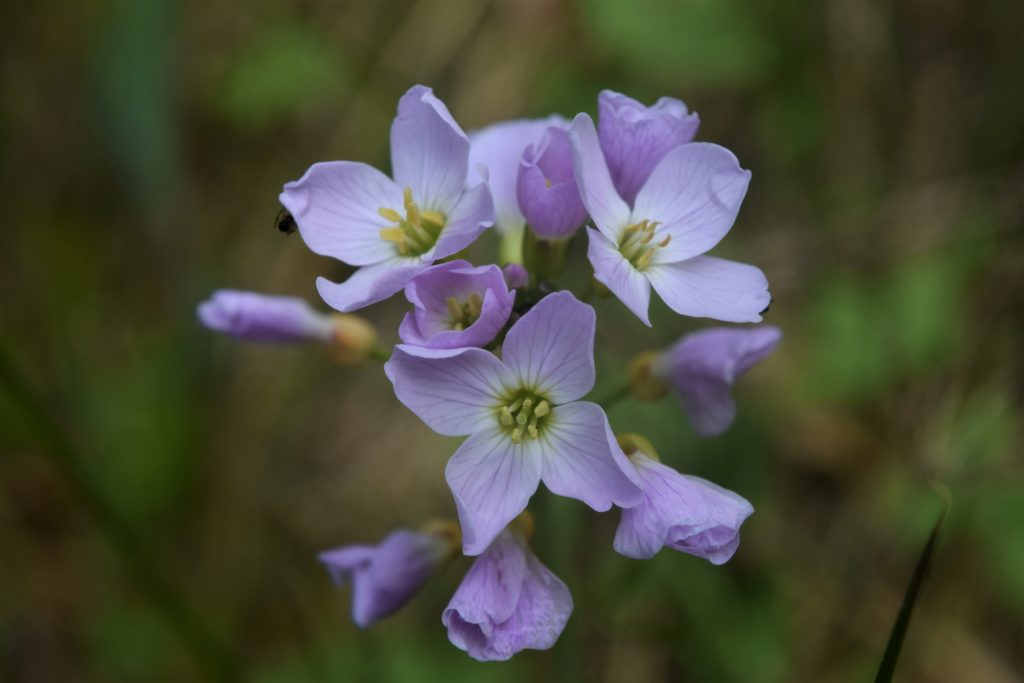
[
  {"left": 597, "top": 90, "right": 701, "bottom": 205},
  {"left": 280, "top": 85, "right": 494, "bottom": 312},
  {"left": 443, "top": 527, "right": 572, "bottom": 661},
  {"left": 320, "top": 526, "right": 457, "bottom": 628},
  {"left": 398, "top": 260, "right": 515, "bottom": 350},
  {"left": 516, "top": 127, "right": 587, "bottom": 240},
  {"left": 614, "top": 436, "right": 753, "bottom": 563},
  {"left": 467, "top": 116, "right": 568, "bottom": 234},
  {"left": 197, "top": 290, "right": 333, "bottom": 343},
  {"left": 657, "top": 325, "right": 782, "bottom": 437},
  {"left": 570, "top": 113, "right": 770, "bottom": 326},
  {"left": 385, "top": 291, "right": 642, "bottom": 555}
]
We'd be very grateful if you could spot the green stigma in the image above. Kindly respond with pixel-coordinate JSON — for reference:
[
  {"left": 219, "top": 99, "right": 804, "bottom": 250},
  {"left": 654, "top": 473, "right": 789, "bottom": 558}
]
[
  {"left": 445, "top": 293, "right": 483, "bottom": 331},
  {"left": 496, "top": 391, "right": 553, "bottom": 443},
  {"left": 618, "top": 219, "right": 671, "bottom": 271},
  {"left": 378, "top": 187, "right": 446, "bottom": 257}
]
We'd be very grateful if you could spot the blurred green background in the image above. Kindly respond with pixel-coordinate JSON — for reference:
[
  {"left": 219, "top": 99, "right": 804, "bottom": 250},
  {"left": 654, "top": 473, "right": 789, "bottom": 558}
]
[{"left": 1, "top": 0, "right": 1022, "bottom": 681}]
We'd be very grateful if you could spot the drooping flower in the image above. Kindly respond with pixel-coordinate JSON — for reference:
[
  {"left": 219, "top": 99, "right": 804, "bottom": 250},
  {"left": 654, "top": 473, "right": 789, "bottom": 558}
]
[
  {"left": 613, "top": 435, "right": 753, "bottom": 564},
  {"left": 398, "top": 260, "right": 515, "bottom": 350},
  {"left": 443, "top": 525, "right": 572, "bottom": 661},
  {"left": 280, "top": 85, "right": 495, "bottom": 313},
  {"left": 467, "top": 116, "right": 568, "bottom": 234},
  {"left": 570, "top": 113, "right": 770, "bottom": 326},
  {"left": 319, "top": 525, "right": 458, "bottom": 628},
  {"left": 197, "top": 290, "right": 333, "bottom": 343},
  {"left": 516, "top": 127, "right": 587, "bottom": 240},
  {"left": 597, "top": 90, "right": 701, "bottom": 205},
  {"left": 385, "top": 291, "right": 642, "bottom": 555},
  {"left": 657, "top": 325, "right": 782, "bottom": 437}
]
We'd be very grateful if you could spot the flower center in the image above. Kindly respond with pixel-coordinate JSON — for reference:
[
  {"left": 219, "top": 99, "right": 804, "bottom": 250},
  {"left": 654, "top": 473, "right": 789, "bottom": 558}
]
[
  {"left": 496, "top": 391, "right": 553, "bottom": 443},
  {"left": 378, "top": 187, "right": 446, "bottom": 257},
  {"left": 618, "top": 219, "right": 671, "bottom": 271},
  {"left": 445, "top": 294, "right": 483, "bottom": 331}
]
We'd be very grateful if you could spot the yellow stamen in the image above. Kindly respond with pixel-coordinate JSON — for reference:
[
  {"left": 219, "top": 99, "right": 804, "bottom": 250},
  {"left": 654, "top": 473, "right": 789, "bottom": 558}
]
[
  {"left": 378, "top": 207, "right": 403, "bottom": 222},
  {"left": 379, "top": 227, "right": 406, "bottom": 243},
  {"left": 533, "top": 400, "right": 550, "bottom": 417},
  {"left": 446, "top": 296, "right": 463, "bottom": 319}
]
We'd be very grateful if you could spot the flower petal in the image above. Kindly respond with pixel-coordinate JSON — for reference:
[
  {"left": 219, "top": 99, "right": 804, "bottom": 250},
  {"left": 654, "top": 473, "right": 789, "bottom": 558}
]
[
  {"left": 539, "top": 402, "right": 642, "bottom": 510},
  {"left": 598, "top": 90, "right": 700, "bottom": 205},
  {"left": 316, "top": 258, "right": 427, "bottom": 312},
  {"left": 197, "top": 290, "right": 332, "bottom": 343},
  {"left": 477, "top": 552, "right": 573, "bottom": 661},
  {"left": 665, "top": 326, "right": 782, "bottom": 436},
  {"left": 280, "top": 161, "right": 403, "bottom": 266},
  {"left": 445, "top": 427, "right": 543, "bottom": 555},
  {"left": 586, "top": 228, "right": 652, "bottom": 326},
  {"left": 645, "top": 256, "right": 770, "bottom": 323},
  {"left": 615, "top": 454, "right": 753, "bottom": 563},
  {"left": 567, "top": 113, "right": 631, "bottom": 241},
  {"left": 433, "top": 180, "right": 495, "bottom": 259},
  {"left": 390, "top": 85, "right": 469, "bottom": 212},
  {"left": 501, "top": 291, "right": 596, "bottom": 404},
  {"left": 319, "top": 545, "right": 374, "bottom": 586},
  {"left": 385, "top": 345, "right": 513, "bottom": 437},
  {"left": 467, "top": 116, "right": 568, "bottom": 233},
  {"left": 443, "top": 531, "right": 527, "bottom": 628},
  {"left": 631, "top": 143, "right": 751, "bottom": 263}
]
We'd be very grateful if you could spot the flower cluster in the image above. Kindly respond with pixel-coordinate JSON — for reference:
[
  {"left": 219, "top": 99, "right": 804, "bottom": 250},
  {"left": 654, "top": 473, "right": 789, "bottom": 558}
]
[{"left": 198, "top": 85, "right": 781, "bottom": 661}]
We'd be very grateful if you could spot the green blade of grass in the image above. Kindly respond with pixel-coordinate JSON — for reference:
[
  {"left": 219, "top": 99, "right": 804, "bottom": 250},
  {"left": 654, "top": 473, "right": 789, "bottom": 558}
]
[{"left": 875, "top": 483, "right": 951, "bottom": 683}]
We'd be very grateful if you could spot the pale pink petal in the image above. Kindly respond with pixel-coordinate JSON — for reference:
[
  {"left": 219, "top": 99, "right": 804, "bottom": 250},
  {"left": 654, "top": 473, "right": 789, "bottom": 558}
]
[
  {"left": 315, "top": 258, "right": 427, "bottom": 312},
  {"left": 586, "top": 228, "right": 652, "bottom": 326},
  {"left": 567, "top": 113, "right": 631, "bottom": 241}
]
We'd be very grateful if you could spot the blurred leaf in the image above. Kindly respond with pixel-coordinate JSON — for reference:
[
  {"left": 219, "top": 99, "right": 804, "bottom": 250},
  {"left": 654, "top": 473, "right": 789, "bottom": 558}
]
[
  {"left": 581, "top": 0, "right": 775, "bottom": 87},
  {"left": 875, "top": 489, "right": 949, "bottom": 683},
  {"left": 972, "top": 484, "right": 1024, "bottom": 604},
  {"left": 216, "top": 22, "right": 349, "bottom": 130}
]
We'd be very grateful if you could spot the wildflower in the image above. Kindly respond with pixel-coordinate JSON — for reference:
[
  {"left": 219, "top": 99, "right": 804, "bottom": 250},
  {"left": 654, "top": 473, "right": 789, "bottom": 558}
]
[
  {"left": 597, "top": 90, "right": 701, "bottom": 205},
  {"left": 443, "top": 517, "right": 572, "bottom": 661},
  {"left": 319, "top": 523, "right": 459, "bottom": 628},
  {"left": 398, "top": 260, "right": 515, "bottom": 350},
  {"left": 657, "top": 326, "right": 782, "bottom": 436},
  {"left": 614, "top": 435, "right": 753, "bottom": 563},
  {"left": 570, "top": 113, "right": 770, "bottom": 326},
  {"left": 516, "top": 127, "right": 587, "bottom": 240},
  {"left": 467, "top": 116, "right": 568, "bottom": 234},
  {"left": 280, "top": 85, "right": 494, "bottom": 312},
  {"left": 385, "top": 291, "right": 642, "bottom": 555}
]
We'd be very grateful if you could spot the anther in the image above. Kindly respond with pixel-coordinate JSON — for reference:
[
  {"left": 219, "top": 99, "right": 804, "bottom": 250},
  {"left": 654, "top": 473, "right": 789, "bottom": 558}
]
[
  {"left": 511, "top": 426, "right": 524, "bottom": 443},
  {"left": 534, "top": 400, "right": 550, "bottom": 417},
  {"left": 378, "top": 207, "right": 403, "bottom": 222},
  {"left": 446, "top": 296, "right": 463, "bottom": 319},
  {"left": 379, "top": 227, "right": 406, "bottom": 243}
]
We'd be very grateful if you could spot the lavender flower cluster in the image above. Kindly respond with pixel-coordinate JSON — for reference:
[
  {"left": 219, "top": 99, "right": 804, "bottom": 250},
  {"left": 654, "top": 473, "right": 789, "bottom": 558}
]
[{"left": 198, "top": 85, "right": 781, "bottom": 661}]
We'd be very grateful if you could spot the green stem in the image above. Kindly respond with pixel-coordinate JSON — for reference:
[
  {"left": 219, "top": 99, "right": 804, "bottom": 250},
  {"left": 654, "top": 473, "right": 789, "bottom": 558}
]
[
  {"left": 595, "top": 383, "right": 631, "bottom": 411},
  {"left": 0, "top": 344, "right": 241, "bottom": 681},
  {"left": 368, "top": 344, "right": 391, "bottom": 362}
]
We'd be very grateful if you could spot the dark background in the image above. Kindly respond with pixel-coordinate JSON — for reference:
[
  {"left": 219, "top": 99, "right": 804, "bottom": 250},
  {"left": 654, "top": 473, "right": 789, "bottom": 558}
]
[{"left": 1, "top": 1, "right": 1021, "bottom": 681}]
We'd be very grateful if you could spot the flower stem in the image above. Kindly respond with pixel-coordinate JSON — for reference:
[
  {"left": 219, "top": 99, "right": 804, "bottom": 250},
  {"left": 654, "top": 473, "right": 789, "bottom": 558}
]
[
  {"left": 368, "top": 344, "right": 391, "bottom": 362},
  {"left": 595, "top": 383, "right": 631, "bottom": 411}
]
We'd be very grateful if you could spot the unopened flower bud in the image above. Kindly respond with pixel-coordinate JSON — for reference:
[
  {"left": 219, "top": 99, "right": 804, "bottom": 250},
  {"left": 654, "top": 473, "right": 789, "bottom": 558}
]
[
  {"left": 616, "top": 433, "right": 659, "bottom": 462},
  {"left": 502, "top": 263, "right": 529, "bottom": 290},
  {"left": 627, "top": 351, "right": 670, "bottom": 401},
  {"left": 517, "top": 127, "right": 587, "bottom": 241},
  {"left": 325, "top": 313, "right": 377, "bottom": 365},
  {"left": 197, "top": 290, "right": 333, "bottom": 343}
]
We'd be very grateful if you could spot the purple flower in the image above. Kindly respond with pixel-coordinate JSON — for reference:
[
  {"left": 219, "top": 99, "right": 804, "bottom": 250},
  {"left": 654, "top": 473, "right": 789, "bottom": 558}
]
[
  {"left": 398, "top": 260, "right": 515, "bottom": 350},
  {"left": 570, "top": 113, "right": 770, "bottom": 326},
  {"left": 280, "top": 85, "right": 495, "bottom": 313},
  {"left": 658, "top": 326, "right": 782, "bottom": 437},
  {"left": 443, "top": 529, "right": 572, "bottom": 661},
  {"left": 467, "top": 116, "right": 568, "bottom": 234},
  {"left": 385, "top": 291, "right": 642, "bottom": 555},
  {"left": 614, "top": 442, "right": 753, "bottom": 563},
  {"left": 516, "top": 127, "right": 587, "bottom": 240},
  {"left": 197, "top": 290, "right": 332, "bottom": 343},
  {"left": 598, "top": 90, "right": 700, "bottom": 205},
  {"left": 319, "top": 528, "right": 453, "bottom": 628}
]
